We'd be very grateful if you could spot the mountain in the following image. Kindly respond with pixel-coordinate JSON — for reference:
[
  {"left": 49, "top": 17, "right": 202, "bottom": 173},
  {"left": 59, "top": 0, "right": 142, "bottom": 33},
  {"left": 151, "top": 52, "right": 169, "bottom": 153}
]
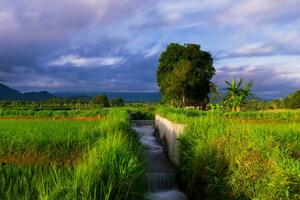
[
  {"left": 0, "top": 83, "right": 160, "bottom": 102},
  {"left": 54, "top": 92, "right": 160, "bottom": 102},
  {"left": 0, "top": 83, "right": 22, "bottom": 100},
  {"left": 21, "top": 91, "right": 56, "bottom": 101},
  {"left": 0, "top": 83, "right": 56, "bottom": 101}
]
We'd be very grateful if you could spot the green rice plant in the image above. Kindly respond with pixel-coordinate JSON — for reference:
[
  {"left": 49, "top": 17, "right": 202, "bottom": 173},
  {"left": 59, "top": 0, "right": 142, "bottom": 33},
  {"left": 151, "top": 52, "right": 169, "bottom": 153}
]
[
  {"left": 157, "top": 106, "right": 300, "bottom": 122},
  {"left": 0, "top": 109, "right": 145, "bottom": 200},
  {"left": 0, "top": 108, "right": 109, "bottom": 117},
  {"left": 157, "top": 106, "right": 300, "bottom": 199},
  {"left": 0, "top": 120, "right": 102, "bottom": 162}
]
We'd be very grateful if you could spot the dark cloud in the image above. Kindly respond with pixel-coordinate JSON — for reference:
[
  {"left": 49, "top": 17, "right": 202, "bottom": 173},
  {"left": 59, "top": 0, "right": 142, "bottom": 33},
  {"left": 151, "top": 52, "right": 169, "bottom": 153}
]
[
  {"left": 0, "top": 0, "right": 299, "bottom": 99},
  {"left": 213, "top": 65, "right": 300, "bottom": 99}
]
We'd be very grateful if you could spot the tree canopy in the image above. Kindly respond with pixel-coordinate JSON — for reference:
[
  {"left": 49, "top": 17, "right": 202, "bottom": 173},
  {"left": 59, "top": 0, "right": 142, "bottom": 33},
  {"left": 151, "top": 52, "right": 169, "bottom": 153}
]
[
  {"left": 157, "top": 43, "right": 215, "bottom": 107},
  {"left": 110, "top": 98, "right": 124, "bottom": 107},
  {"left": 92, "top": 95, "right": 110, "bottom": 107},
  {"left": 283, "top": 90, "right": 300, "bottom": 109}
]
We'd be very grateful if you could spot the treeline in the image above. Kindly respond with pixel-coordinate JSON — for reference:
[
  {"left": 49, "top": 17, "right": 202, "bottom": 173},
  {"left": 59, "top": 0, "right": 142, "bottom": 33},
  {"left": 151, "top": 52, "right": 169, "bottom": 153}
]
[
  {"left": 0, "top": 95, "right": 124, "bottom": 110},
  {"left": 245, "top": 90, "right": 300, "bottom": 110}
]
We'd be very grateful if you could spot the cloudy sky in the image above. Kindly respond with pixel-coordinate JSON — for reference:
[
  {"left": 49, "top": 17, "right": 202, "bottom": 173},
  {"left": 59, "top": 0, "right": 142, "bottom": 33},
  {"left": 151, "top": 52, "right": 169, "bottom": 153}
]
[{"left": 0, "top": 0, "right": 299, "bottom": 98}]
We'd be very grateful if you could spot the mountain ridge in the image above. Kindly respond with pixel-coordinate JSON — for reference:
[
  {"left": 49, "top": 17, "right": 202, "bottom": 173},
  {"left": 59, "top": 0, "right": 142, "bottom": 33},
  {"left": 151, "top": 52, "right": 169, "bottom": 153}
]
[
  {"left": 0, "top": 83, "right": 56, "bottom": 101},
  {"left": 0, "top": 83, "right": 161, "bottom": 102}
]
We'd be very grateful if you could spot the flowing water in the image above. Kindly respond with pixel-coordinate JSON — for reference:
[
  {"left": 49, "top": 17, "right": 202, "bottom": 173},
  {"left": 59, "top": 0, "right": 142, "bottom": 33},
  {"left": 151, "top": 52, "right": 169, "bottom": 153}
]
[{"left": 132, "top": 120, "right": 187, "bottom": 200}]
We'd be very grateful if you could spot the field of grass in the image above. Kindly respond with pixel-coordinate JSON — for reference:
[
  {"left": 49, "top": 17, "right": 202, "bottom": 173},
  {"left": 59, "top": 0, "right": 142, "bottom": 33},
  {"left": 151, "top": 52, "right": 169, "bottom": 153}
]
[
  {"left": 1, "top": 104, "right": 299, "bottom": 199},
  {"left": 157, "top": 106, "right": 300, "bottom": 199},
  {"left": 0, "top": 108, "right": 109, "bottom": 117},
  {"left": 157, "top": 106, "right": 300, "bottom": 122},
  {"left": 0, "top": 109, "right": 145, "bottom": 200}
]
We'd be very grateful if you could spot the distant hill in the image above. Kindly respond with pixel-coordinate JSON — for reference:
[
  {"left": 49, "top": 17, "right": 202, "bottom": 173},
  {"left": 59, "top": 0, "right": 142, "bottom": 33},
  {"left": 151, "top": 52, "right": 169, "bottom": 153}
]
[
  {"left": 54, "top": 92, "right": 160, "bottom": 102},
  {"left": 0, "top": 83, "right": 56, "bottom": 101},
  {"left": 0, "top": 83, "right": 21, "bottom": 100},
  {"left": 21, "top": 91, "right": 56, "bottom": 101},
  {"left": 0, "top": 83, "right": 160, "bottom": 102}
]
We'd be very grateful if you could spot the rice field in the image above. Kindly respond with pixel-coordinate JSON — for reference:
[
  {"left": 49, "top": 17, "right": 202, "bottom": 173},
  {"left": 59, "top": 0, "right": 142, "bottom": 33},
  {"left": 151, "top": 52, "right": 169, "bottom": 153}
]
[
  {"left": 1, "top": 105, "right": 299, "bottom": 199},
  {"left": 157, "top": 106, "right": 300, "bottom": 199},
  {"left": 0, "top": 109, "right": 145, "bottom": 200}
]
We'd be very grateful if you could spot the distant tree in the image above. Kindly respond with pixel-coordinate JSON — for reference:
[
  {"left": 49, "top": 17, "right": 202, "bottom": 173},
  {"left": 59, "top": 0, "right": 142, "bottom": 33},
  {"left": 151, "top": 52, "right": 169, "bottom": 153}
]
[
  {"left": 209, "top": 82, "right": 221, "bottom": 103},
  {"left": 283, "top": 90, "right": 300, "bottom": 109},
  {"left": 223, "top": 78, "right": 255, "bottom": 112},
  {"left": 46, "top": 97, "right": 61, "bottom": 106},
  {"left": 271, "top": 99, "right": 283, "bottom": 109},
  {"left": 110, "top": 98, "right": 124, "bottom": 107},
  {"left": 92, "top": 95, "right": 110, "bottom": 107},
  {"left": 157, "top": 43, "right": 215, "bottom": 107}
]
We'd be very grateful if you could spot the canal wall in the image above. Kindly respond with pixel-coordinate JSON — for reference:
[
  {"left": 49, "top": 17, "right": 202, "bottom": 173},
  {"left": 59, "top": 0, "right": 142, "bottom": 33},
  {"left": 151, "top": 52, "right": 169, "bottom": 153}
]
[{"left": 155, "top": 115, "right": 185, "bottom": 165}]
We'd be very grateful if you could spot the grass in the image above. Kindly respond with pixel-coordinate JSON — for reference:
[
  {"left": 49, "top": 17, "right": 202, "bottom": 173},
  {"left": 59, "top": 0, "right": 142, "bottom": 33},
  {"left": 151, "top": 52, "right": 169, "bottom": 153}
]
[
  {"left": 0, "top": 120, "right": 101, "bottom": 165},
  {"left": 157, "top": 106, "right": 300, "bottom": 199},
  {"left": 157, "top": 106, "right": 300, "bottom": 122},
  {"left": 0, "top": 108, "right": 109, "bottom": 117},
  {"left": 0, "top": 109, "right": 145, "bottom": 200}
]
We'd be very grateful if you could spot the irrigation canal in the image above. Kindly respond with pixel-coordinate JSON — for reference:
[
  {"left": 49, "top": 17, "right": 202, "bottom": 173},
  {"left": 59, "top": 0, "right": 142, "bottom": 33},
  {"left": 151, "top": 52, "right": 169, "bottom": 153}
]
[{"left": 132, "top": 120, "right": 187, "bottom": 200}]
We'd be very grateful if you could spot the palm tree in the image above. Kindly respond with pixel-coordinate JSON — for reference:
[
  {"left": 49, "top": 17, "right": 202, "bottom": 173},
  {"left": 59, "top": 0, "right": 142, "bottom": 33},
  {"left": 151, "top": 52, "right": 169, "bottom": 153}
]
[{"left": 223, "top": 78, "right": 255, "bottom": 111}]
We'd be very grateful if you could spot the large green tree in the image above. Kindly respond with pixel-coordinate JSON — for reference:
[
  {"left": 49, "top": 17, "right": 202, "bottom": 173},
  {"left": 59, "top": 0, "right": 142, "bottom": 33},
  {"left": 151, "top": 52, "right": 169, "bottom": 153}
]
[
  {"left": 157, "top": 43, "right": 215, "bottom": 106},
  {"left": 160, "top": 59, "right": 192, "bottom": 106}
]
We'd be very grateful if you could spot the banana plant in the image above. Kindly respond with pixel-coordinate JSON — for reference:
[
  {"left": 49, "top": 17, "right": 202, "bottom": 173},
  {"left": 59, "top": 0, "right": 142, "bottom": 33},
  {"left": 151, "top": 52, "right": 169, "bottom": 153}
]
[{"left": 222, "top": 78, "right": 255, "bottom": 111}]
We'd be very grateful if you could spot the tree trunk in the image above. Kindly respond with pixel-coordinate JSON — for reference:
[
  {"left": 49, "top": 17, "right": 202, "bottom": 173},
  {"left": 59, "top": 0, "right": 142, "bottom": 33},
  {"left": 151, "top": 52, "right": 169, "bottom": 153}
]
[{"left": 182, "top": 94, "right": 186, "bottom": 107}]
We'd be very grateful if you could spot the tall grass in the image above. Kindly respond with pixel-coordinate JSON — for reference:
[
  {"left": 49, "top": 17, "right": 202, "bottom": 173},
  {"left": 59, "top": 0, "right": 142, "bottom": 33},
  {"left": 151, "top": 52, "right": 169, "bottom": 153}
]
[
  {"left": 157, "top": 106, "right": 300, "bottom": 122},
  {"left": 157, "top": 106, "right": 300, "bottom": 199},
  {"left": 0, "top": 109, "right": 145, "bottom": 199},
  {"left": 0, "top": 120, "right": 101, "bottom": 161},
  {"left": 0, "top": 108, "right": 109, "bottom": 117}
]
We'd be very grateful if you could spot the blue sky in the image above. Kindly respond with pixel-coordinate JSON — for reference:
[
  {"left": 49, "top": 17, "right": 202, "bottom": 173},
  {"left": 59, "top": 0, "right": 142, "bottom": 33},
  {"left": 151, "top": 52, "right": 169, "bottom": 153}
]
[{"left": 0, "top": 0, "right": 299, "bottom": 98}]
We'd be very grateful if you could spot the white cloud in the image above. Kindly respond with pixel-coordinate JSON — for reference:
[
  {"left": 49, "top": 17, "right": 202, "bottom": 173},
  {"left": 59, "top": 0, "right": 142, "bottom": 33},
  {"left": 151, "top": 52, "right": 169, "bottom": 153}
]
[
  {"left": 216, "top": 0, "right": 300, "bottom": 26},
  {"left": 48, "top": 54, "right": 123, "bottom": 67},
  {"left": 235, "top": 43, "right": 274, "bottom": 56}
]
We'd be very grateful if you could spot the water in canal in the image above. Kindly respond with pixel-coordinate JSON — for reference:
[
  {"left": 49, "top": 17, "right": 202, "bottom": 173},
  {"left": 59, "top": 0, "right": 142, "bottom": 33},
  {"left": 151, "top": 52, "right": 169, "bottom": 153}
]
[{"left": 132, "top": 121, "right": 187, "bottom": 200}]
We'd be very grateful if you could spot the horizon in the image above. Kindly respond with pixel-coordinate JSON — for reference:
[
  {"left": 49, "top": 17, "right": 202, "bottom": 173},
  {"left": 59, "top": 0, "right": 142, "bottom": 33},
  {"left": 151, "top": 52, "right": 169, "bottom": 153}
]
[
  {"left": 0, "top": 1, "right": 299, "bottom": 99},
  {"left": 1, "top": 82, "right": 284, "bottom": 101}
]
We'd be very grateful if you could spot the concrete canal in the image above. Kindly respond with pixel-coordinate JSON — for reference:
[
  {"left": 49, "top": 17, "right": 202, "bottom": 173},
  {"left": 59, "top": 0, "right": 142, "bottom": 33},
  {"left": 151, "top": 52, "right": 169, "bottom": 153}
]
[{"left": 132, "top": 120, "right": 187, "bottom": 200}]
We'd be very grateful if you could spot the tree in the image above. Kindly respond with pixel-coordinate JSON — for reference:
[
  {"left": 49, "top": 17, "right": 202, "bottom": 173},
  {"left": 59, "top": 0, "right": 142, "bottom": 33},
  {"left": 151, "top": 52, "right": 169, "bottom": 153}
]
[
  {"left": 283, "top": 90, "right": 300, "bottom": 109},
  {"left": 157, "top": 43, "right": 215, "bottom": 106},
  {"left": 161, "top": 59, "right": 192, "bottom": 106},
  {"left": 110, "top": 98, "right": 124, "bottom": 107},
  {"left": 209, "top": 82, "right": 221, "bottom": 103},
  {"left": 92, "top": 95, "right": 110, "bottom": 107},
  {"left": 223, "top": 78, "right": 255, "bottom": 111}
]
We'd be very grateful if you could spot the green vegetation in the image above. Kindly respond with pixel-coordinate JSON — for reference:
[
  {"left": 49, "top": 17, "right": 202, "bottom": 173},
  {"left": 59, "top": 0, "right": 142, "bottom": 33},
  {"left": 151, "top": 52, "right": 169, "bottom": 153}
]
[
  {"left": 110, "top": 98, "right": 125, "bottom": 107},
  {"left": 283, "top": 90, "right": 300, "bottom": 109},
  {"left": 157, "top": 43, "right": 215, "bottom": 106},
  {"left": 92, "top": 95, "right": 110, "bottom": 107},
  {"left": 157, "top": 106, "right": 300, "bottom": 122},
  {"left": 0, "top": 110, "right": 145, "bottom": 200},
  {"left": 0, "top": 120, "right": 100, "bottom": 164},
  {"left": 209, "top": 81, "right": 300, "bottom": 112},
  {"left": 0, "top": 95, "right": 126, "bottom": 111},
  {"left": 157, "top": 106, "right": 300, "bottom": 199},
  {"left": 222, "top": 78, "right": 255, "bottom": 112},
  {"left": 0, "top": 108, "right": 109, "bottom": 117}
]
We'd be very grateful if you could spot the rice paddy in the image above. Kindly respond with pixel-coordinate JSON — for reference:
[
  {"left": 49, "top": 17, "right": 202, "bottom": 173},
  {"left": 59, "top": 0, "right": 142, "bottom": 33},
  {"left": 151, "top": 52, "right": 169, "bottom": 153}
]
[
  {"left": 1, "top": 105, "right": 299, "bottom": 199},
  {"left": 157, "top": 106, "right": 300, "bottom": 199},
  {"left": 0, "top": 109, "right": 145, "bottom": 200}
]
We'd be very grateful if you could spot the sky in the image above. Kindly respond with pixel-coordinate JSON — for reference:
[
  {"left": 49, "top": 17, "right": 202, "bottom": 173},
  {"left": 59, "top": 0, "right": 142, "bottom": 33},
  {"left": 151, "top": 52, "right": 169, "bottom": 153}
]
[{"left": 0, "top": 0, "right": 299, "bottom": 99}]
